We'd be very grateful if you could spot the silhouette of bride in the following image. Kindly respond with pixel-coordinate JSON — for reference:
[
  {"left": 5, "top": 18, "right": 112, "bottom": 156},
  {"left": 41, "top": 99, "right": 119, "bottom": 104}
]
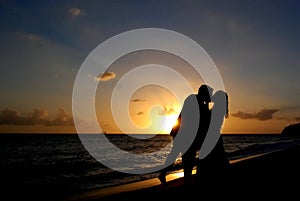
[{"left": 196, "top": 90, "right": 230, "bottom": 190}]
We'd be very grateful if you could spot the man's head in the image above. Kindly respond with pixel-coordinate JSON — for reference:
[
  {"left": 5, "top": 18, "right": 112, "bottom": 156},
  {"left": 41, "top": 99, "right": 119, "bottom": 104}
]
[{"left": 197, "top": 84, "right": 213, "bottom": 103}]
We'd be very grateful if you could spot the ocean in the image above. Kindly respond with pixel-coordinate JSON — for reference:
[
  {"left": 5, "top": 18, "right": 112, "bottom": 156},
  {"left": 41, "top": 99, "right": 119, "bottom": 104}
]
[{"left": 1, "top": 133, "right": 300, "bottom": 200}]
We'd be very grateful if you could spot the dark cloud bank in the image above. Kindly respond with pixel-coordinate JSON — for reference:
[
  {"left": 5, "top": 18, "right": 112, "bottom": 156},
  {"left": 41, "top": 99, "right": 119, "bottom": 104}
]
[
  {"left": 0, "top": 108, "right": 73, "bottom": 126},
  {"left": 231, "top": 109, "right": 278, "bottom": 121}
]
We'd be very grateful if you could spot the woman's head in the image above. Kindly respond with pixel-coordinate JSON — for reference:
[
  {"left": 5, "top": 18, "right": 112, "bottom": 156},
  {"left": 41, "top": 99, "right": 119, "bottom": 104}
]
[{"left": 212, "top": 90, "right": 229, "bottom": 118}]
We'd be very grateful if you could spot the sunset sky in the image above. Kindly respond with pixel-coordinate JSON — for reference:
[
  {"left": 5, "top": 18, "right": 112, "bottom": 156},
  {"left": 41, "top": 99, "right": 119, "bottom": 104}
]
[{"left": 0, "top": 0, "right": 299, "bottom": 134}]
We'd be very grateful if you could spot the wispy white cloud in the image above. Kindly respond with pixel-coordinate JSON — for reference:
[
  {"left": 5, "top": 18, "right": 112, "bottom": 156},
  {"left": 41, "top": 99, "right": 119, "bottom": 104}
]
[
  {"left": 159, "top": 107, "right": 178, "bottom": 116},
  {"left": 23, "top": 33, "right": 42, "bottom": 41},
  {"left": 208, "top": 13, "right": 252, "bottom": 35},
  {"left": 68, "top": 7, "right": 85, "bottom": 16},
  {"left": 95, "top": 72, "right": 116, "bottom": 81},
  {"left": 131, "top": 99, "right": 146, "bottom": 103}
]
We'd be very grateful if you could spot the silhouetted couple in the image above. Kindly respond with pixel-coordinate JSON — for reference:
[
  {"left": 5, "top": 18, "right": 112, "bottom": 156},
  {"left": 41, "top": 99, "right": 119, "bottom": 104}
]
[{"left": 158, "top": 84, "right": 230, "bottom": 189}]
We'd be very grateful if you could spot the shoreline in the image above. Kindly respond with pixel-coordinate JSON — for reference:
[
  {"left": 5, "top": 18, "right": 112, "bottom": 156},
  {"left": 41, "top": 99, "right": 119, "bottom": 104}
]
[
  {"left": 64, "top": 152, "right": 267, "bottom": 201},
  {"left": 64, "top": 146, "right": 300, "bottom": 200}
]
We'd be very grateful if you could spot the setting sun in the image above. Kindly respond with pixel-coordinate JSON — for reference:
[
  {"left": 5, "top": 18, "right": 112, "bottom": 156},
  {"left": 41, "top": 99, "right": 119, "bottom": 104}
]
[{"left": 161, "top": 114, "right": 180, "bottom": 134}]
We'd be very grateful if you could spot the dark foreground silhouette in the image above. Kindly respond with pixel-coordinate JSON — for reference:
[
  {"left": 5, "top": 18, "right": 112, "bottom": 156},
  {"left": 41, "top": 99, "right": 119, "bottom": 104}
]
[
  {"left": 157, "top": 85, "right": 230, "bottom": 187},
  {"left": 93, "top": 145, "right": 300, "bottom": 200}
]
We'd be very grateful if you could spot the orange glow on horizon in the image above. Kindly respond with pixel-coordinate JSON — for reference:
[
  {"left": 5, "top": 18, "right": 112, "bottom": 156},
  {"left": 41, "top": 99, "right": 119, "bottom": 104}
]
[{"left": 161, "top": 114, "right": 179, "bottom": 134}]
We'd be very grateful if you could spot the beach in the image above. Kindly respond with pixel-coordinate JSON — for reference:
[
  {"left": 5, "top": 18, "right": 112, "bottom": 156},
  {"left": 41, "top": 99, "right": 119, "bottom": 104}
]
[{"left": 66, "top": 145, "right": 300, "bottom": 201}]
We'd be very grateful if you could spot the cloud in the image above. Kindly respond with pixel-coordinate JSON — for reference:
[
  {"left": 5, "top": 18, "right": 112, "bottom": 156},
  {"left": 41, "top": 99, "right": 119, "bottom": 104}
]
[
  {"left": 22, "top": 33, "right": 43, "bottom": 43},
  {"left": 95, "top": 72, "right": 116, "bottom": 81},
  {"left": 28, "top": 108, "right": 49, "bottom": 124},
  {"left": 295, "top": 117, "right": 300, "bottom": 122},
  {"left": 208, "top": 13, "right": 252, "bottom": 36},
  {"left": 231, "top": 109, "right": 278, "bottom": 121},
  {"left": 0, "top": 108, "right": 73, "bottom": 126},
  {"left": 0, "top": 109, "right": 29, "bottom": 125},
  {"left": 276, "top": 117, "right": 290, "bottom": 121},
  {"left": 68, "top": 8, "right": 85, "bottom": 16},
  {"left": 159, "top": 107, "right": 178, "bottom": 116},
  {"left": 46, "top": 108, "right": 74, "bottom": 126},
  {"left": 131, "top": 99, "right": 146, "bottom": 103}
]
